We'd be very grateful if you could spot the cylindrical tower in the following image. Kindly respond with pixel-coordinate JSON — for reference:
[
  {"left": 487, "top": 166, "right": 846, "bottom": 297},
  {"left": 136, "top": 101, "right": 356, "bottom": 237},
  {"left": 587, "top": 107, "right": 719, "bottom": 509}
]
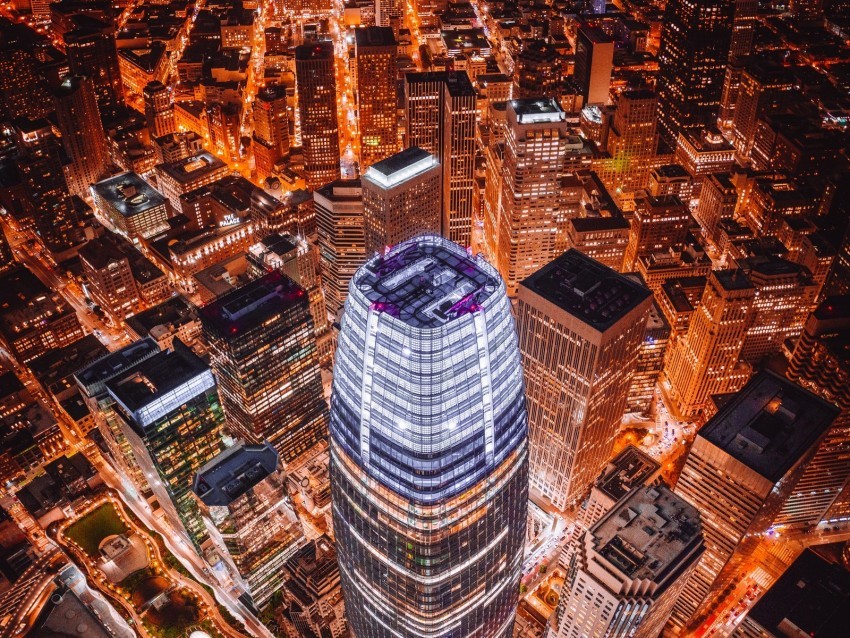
[{"left": 330, "top": 235, "right": 528, "bottom": 638}]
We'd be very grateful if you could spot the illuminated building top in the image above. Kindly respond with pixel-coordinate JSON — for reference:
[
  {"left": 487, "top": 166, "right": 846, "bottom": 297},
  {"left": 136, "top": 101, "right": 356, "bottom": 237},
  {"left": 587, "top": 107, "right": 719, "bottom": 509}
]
[
  {"left": 510, "top": 97, "right": 566, "bottom": 124},
  {"left": 90, "top": 171, "right": 167, "bottom": 219},
  {"left": 361, "top": 146, "right": 439, "bottom": 190}
]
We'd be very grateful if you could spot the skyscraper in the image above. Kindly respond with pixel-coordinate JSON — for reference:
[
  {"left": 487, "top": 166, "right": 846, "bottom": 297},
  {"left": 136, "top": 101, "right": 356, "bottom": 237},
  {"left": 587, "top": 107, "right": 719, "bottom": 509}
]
[
  {"left": 517, "top": 250, "right": 653, "bottom": 510},
  {"left": 665, "top": 269, "right": 755, "bottom": 417},
  {"left": 362, "top": 146, "right": 441, "bottom": 254},
  {"left": 252, "top": 84, "right": 290, "bottom": 182},
  {"left": 622, "top": 193, "right": 691, "bottom": 271},
  {"left": 669, "top": 371, "right": 838, "bottom": 632},
  {"left": 106, "top": 341, "right": 226, "bottom": 547},
  {"left": 355, "top": 27, "right": 399, "bottom": 168},
  {"left": 200, "top": 271, "right": 328, "bottom": 464},
  {"left": 656, "top": 0, "right": 734, "bottom": 145},
  {"left": 295, "top": 42, "right": 341, "bottom": 189},
  {"left": 53, "top": 75, "right": 111, "bottom": 198},
  {"left": 573, "top": 26, "right": 614, "bottom": 106},
  {"left": 497, "top": 99, "right": 568, "bottom": 296},
  {"left": 314, "top": 178, "right": 366, "bottom": 317},
  {"left": 0, "top": 228, "right": 14, "bottom": 276},
  {"left": 193, "top": 442, "right": 304, "bottom": 610},
  {"left": 552, "top": 486, "right": 703, "bottom": 638},
  {"left": 513, "top": 41, "right": 559, "bottom": 99},
  {"left": 403, "top": 71, "right": 477, "bottom": 245},
  {"left": 143, "top": 80, "right": 175, "bottom": 139},
  {"left": 330, "top": 235, "right": 529, "bottom": 638},
  {"left": 64, "top": 24, "right": 123, "bottom": 113}
]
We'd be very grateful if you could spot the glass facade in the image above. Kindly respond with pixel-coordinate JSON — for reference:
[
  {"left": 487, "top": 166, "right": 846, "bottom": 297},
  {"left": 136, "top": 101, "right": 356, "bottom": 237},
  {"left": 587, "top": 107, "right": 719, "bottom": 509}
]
[{"left": 330, "top": 235, "right": 528, "bottom": 638}]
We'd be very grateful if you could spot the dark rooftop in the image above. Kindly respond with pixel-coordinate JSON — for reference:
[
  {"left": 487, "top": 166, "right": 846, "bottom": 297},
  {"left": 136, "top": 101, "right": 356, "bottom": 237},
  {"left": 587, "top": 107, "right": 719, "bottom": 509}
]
[
  {"left": 520, "top": 249, "right": 652, "bottom": 332},
  {"left": 354, "top": 26, "right": 396, "bottom": 47},
  {"left": 594, "top": 446, "right": 661, "bottom": 502},
  {"left": 199, "top": 270, "right": 307, "bottom": 338},
  {"left": 155, "top": 152, "right": 228, "bottom": 185},
  {"left": 294, "top": 40, "right": 334, "bottom": 61},
  {"left": 126, "top": 295, "right": 198, "bottom": 340},
  {"left": 353, "top": 235, "right": 501, "bottom": 329},
  {"left": 745, "top": 550, "right": 850, "bottom": 638},
  {"left": 193, "top": 442, "right": 279, "bottom": 507},
  {"left": 700, "top": 371, "right": 839, "bottom": 483},
  {"left": 75, "top": 337, "right": 161, "bottom": 399},
  {"left": 90, "top": 172, "right": 167, "bottom": 218}
]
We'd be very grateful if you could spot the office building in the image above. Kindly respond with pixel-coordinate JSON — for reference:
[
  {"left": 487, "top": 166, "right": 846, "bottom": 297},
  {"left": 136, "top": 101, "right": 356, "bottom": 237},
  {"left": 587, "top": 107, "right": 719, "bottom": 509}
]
[
  {"left": 125, "top": 295, "right": 201, "bottom": 351},
  {"left": 623, "top": 193, "right": 691, "bottom": 271},
  {"left": 355, "top": 27, "right": 398, "bottom": 168},
  {"left": 603, "top": 89, "right": 659, "bottom": 211},
  {"left": 194, "top": 442, "right": 304, "bottom": 610},
  {"left": 518, "top": 250, "right": 653, "bottom": 510},
  {"left": 669, "top": 371, "right": 838, "bottom": 632},
  {"left": 627, "top": 300, "right": 671, "bottom": 414},
  {"left": 733, "top": 550, "right": 850, "bottom": 638},
  {"left": 513, "top": 41, "right": 559, "bottom": 99},
  {"left": 53, "top": 75, "right": 111, "bottom": 198},
  {"left": 553, "top": 486, "right": 703, "bottom": 638},
  {"left": 656, "top": 0, "right": 734, "bottom": 145},
  {"left": 497, "top": 99, "right": 568, "bottom": 296},
  {"left": 362, "top": 146, "right": 441, "bottom": 254},
  {"left": 573, "top": 26, "right": 614, "bottom": 106},
  {"left": 732, "top": 62, "right": 795, "bottom": 160},
  {"left": 143, "top": 80, "right": 175, "bottom": 139},
  {"left": 64, "top": 25, "right": 123, "bottom": 113},
  {"left": 155, "top": 152, "right": 230, "bottom": 211},
  {"left": 403, "top": 72, "right": 477, "bottom": 245},
  {"left": 200, "top": 271, "right": 328, "bottom": 463},
  {"left": 106, "top": 342, "right": 226, "bottom": 547},
  {"left": 252, "top": 84, "right": 290, "bottom": 182},
  {"left": 295, "top": 42, "right": 341, "bottom": 189},
  {"left": 665, "top": 270, "right": 755, "bottom": 417},
  {"left": 780, "top": 296, "right": 850, "bottom": 527},
  {"left": 0, "top": 228, "right": 14, "bottom": 276},
  {"left": 694, "top": 173, "right": 738, "bottom": 242},
  {"left": 90, "top": 172, "right": 170, "bottom": 239},
  {"left": 314, "top": 179, "right": 366, "bottom": 317},
  {"left": 730, "top": 0, "right": 758, "bottom": 60},
  {"left": 330, "top": 235, "right": 528, "bottom": 638}
]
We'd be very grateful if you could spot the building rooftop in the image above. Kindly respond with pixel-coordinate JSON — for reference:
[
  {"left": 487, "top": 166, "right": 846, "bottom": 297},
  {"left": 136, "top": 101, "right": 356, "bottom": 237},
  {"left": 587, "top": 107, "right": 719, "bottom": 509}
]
[
  {"left": 744, "top": 550, "right": 850, "bottom": 638},
  {"left": 106, "top": 342, "right": 212, "bottom": 428},
  {"left": 520, "top": 250, "right": 652, "bottom": 332},
  {"left": 294, "top": 40, "right": 334, "bottom": 60},
  {"left": 700, "top": 371, "right": 839, "bottom": 483},
  {"left": 199, "top": 270, "right": 306, "bottom": 338},
  {"left": 126, "top": 295, "right": 198, "bottom": 341},
  {"left": 594, "top": 446, "right": 661, "bottom": 503},
  {"left": 353, "top": 235, "right": 501, "bottom": 329},
  {"left": 28, "top": 335, "right": 108, "bottom": 396},
  {"left": 90, "top": 172, "right": 167, "bottom": 218},
  {"left": 155, "top": 152, "right": 228, "bottom": 185},
  {"left": 363, "top": 146, "right": 439, "bottom": 190},
  {"left": 510, "top": 98, "right": 566, "bottom": 124},
  {"left": 74, "top": 337, "right": 161, "bottom": 400},
  {"left": 354, "top": 25, "right": 396, "bottom": 47},
  {"left": 194, "top": 442, "right": 279, "bottom": 507},
  {"left": 314, "top": 178, "right": 362, "bottom": 202},
  {"left": 405, "top": 70, "right": 475, "bottom": 96},
  {"left": 591, "top": 485, "right": 702, "bottom": 582}
]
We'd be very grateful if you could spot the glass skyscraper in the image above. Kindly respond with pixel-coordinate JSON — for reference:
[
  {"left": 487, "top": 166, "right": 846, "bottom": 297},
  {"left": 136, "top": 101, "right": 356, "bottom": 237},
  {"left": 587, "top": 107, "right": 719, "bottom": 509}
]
[{"left": 330, "top": 235, "right": 528, "bottom": 638}]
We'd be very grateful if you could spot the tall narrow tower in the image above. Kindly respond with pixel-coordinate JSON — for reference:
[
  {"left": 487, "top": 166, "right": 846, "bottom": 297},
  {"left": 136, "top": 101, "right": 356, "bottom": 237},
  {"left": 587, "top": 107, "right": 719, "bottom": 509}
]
[
  {"left": 295, "top": 42, "right": 341, "bottom": 189},
  {"left": 144, "top": 80, "right": 175, "bottom": 138},
  {"left": 330, "top": 235, "right": 529, "bottom": 638},
  {"left": 355, "top": 27, "right": 399, "bottom": 168}
]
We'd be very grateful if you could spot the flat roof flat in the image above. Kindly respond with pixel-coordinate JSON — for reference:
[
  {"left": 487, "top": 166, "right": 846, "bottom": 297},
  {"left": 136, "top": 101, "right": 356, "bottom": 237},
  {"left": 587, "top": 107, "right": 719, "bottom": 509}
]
[
  {"left": 353, "top": 235, "right": 501, "bottom": 329},
  {"left": 155, "top": 152, "right": 228, "bottom": 185},
  {"left": 699, "top": 371, "right": 839, "bottom": 483},
  {"left": 510, "top": 98, "right": 566, "bottom": 124},
  {"left": 363, "top": 146, "right": 439, "bottom": 189},
  {"left": 91, "top": 172, "right": 167, "bottom": 217},
  {"left": 75, "top": 337, "right": 161, "bottom": 398},
  {"left": 520, "top": 249, "right": 652, "bottom": 332},
  {"left": 594, "top": 445, "right": 661, "bottom": 502},
  {"left": 194, "top": 442, "right": 279, "bottom": 507}
]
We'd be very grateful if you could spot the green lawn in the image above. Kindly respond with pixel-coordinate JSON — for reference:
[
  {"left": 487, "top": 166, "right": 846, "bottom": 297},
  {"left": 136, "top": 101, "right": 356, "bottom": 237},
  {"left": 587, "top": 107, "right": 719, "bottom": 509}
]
[{"left": 65, "top": 502, "right": 128, "bottom": 557}]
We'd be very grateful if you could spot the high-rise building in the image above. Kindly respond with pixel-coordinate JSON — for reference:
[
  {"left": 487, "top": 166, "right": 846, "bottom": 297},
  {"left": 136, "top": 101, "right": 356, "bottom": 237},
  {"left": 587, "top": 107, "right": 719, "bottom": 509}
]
[
  {"left": 330, "top": 235, "right": 529, "bottom": 638},
  {"left": 362, "top": 146, "right": 441, "bottom": 254},
  {"left": 779, "top": 295, "right": 850, "bottom": 527},
  {"left": 517, "top": 250, "right": 653, "bottom": 510},
  {"left": 355, "top": 27, "right": 398, "bottom": 168},
  {"left": 52, "top": 75, "right": 111, "bottom": 198},
  {"left": 513, "top": 41, "right": 559, "bottom": 99},
  {"left": 252, "top": 84, "right": 290, "bottom": 182},
  {"left": 497, "top": 99, "right": 568, "bottom": 296},
  {"left": 669, "top": 371, "right": 838, "bottom": 632},
  {"left": 732, "top": 62, "right": 795, "bottom": 160},
  {"left": 295, "top": 42, "right": 341, "bottom": 189},
  {"left": 730, "top": 0, "right": 758, "bottom": 60},
  {"left": 200, "top": 271, "right": 328, "bottom": 463},
  {"left": 375, "top": 0, "right": 402, "bottom": 27},
  {"left": 193, "top": 442, "right": 304, "bottom": 610},
  {"left": 0, "top": 229, "right": 14, "bottom": 276},
  {"left": 665, "top": 269, "right": 755, "bottom": 417},
  {"left": 403, "top": 71, "right": 477, "bottom": 245},
  {"left": 694, "top": 172, "right": 738, "bottom": 242},
  {"left": 622, "top": 193, "right": 691, "bottom": 271},
  {"left": 573, "top": 26, "right": 614, "bottom": 106},
  {"left": 143, "top": 80, "right": 175, "bottom": 139},
  {"left": 627, "top": 300, "right": 672, "bottom": 414},
  {"left": 603, "top": 89, "right": 659, "bottom": 211},
  {"left": 552, "top": 485, "right": 703, "bottom": 638},
  {"left": 64, "top": 25, "right": 123, "bottom": 113},
  {"left": 656, "top": 0, "right": 734, "bottom": 145},
  {"left": 0, "top": 47, "right": 52, "bottom": 120},
  {"left": 105, "top": 341, "right": 226, "bottom": 547},
  {"left": 314, "top": 178, "right": 366, "bottom": 317}
]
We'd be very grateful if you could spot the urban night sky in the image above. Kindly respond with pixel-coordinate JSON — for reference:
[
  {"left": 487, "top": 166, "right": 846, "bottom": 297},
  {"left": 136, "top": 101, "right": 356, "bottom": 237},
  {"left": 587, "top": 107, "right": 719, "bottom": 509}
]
[{"left": 0, "top": 0, "right": 848, "bottom": 637}]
